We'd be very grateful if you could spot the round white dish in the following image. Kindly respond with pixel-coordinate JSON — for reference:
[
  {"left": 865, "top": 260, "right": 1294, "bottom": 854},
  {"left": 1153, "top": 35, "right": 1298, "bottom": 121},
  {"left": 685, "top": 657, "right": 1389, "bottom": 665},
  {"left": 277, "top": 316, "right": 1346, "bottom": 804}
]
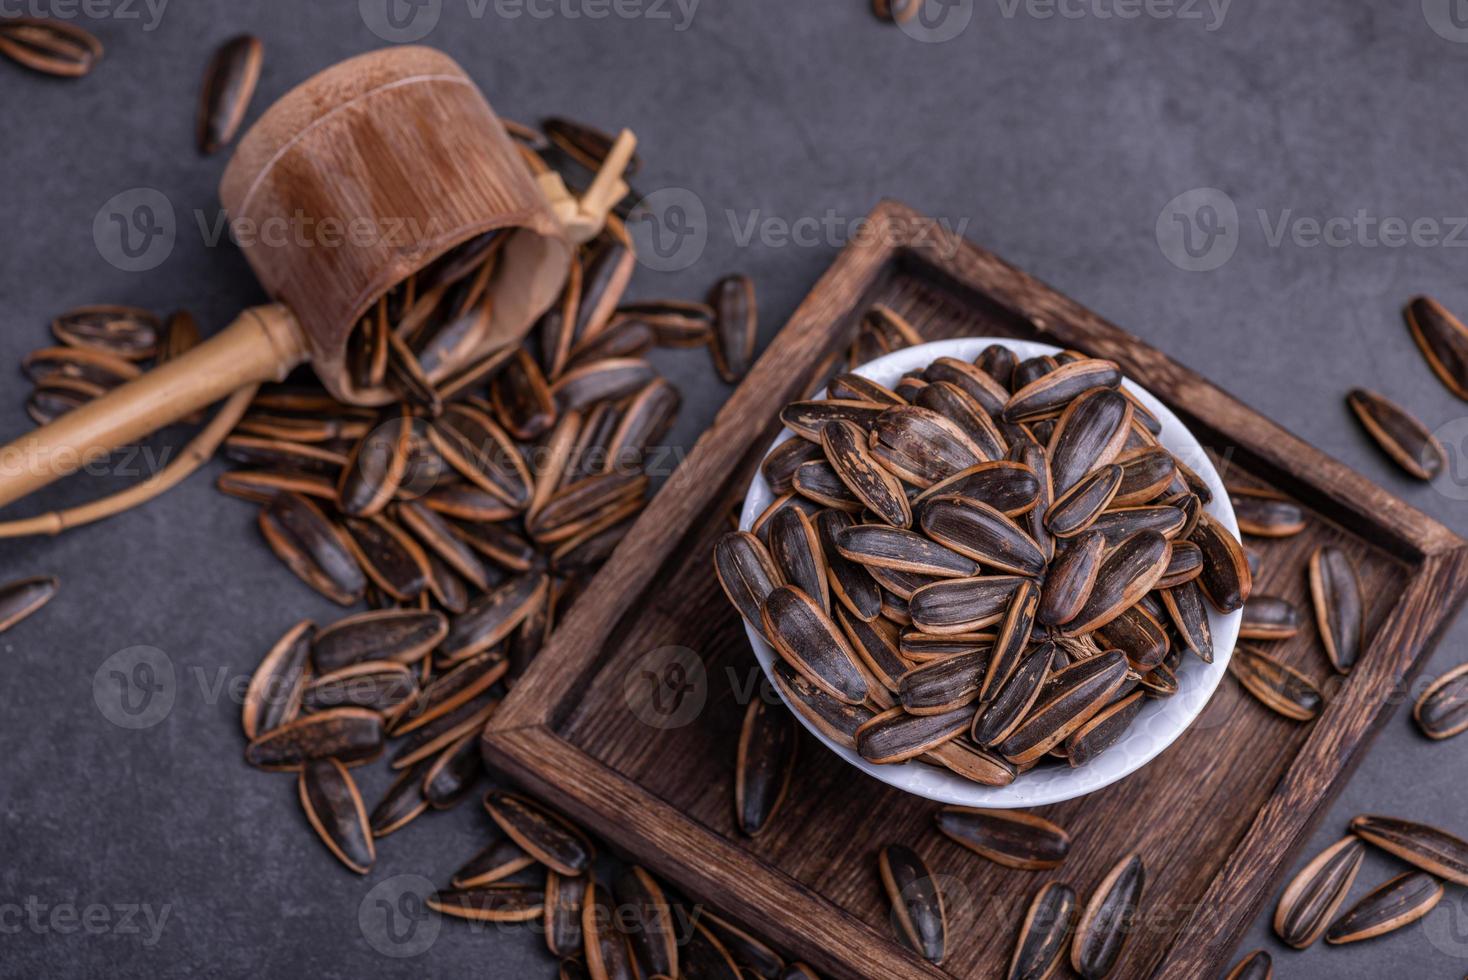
[{"left": 738, "top": 338, "right": 1242, "bottom": 808}]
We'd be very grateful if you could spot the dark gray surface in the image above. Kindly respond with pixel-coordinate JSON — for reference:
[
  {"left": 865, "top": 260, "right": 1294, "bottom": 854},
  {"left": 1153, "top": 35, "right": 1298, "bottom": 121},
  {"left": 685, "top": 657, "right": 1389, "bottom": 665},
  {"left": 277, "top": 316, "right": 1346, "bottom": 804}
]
[{"left": 3, "top": 1, "right": 1468, "bottom": 977}]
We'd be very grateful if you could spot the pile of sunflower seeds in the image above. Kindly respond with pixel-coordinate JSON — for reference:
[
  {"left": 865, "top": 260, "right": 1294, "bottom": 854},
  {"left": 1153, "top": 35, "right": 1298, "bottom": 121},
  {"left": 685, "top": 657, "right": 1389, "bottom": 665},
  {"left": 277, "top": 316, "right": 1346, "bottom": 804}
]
[{"left": 716, "top": 321, "right": 1252, "bottom": 787}]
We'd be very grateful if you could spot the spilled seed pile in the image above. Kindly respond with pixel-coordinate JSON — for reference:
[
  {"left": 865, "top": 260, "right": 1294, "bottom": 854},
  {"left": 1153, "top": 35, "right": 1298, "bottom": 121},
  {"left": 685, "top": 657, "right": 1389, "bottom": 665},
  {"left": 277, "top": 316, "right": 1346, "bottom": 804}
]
[{"left": 717, "top": 332, "right": 1253, "bottom": 786}]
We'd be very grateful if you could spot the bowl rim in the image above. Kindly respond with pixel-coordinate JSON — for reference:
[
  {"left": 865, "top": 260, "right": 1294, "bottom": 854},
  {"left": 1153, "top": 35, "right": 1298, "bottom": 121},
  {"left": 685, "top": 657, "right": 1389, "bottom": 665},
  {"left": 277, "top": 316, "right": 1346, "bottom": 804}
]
[{"left": 738, "top": 337, "right": 1242, "bottom": 808}]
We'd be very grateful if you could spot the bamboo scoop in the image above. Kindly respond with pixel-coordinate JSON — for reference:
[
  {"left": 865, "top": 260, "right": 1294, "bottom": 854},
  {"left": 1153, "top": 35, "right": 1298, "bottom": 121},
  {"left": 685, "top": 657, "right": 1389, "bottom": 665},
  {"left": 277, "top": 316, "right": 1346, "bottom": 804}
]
[{"left": 0, "top": 47, "right": 630, "bottom": 517}]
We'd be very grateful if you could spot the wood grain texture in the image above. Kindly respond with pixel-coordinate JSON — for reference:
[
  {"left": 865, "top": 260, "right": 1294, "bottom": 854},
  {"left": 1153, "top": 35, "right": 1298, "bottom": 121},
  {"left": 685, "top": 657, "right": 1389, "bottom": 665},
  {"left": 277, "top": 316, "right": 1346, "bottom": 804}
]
[{"left": 483, "top": 200, "right": 1468, "bottom": 978}]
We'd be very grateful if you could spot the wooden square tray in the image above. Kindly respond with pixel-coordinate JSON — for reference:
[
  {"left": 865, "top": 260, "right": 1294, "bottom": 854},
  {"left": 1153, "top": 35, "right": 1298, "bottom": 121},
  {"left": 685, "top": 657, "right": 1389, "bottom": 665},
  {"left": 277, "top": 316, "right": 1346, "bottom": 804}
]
[{"left": 482, "top": 200, "right": 1468, "bottom": 978}]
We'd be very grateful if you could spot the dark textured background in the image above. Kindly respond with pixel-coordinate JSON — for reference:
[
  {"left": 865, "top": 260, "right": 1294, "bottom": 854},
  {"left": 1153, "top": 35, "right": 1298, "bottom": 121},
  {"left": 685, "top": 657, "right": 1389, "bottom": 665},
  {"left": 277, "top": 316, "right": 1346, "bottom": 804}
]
[{"left": 4, "top": 1, "right": 1468, "bottom": 976}]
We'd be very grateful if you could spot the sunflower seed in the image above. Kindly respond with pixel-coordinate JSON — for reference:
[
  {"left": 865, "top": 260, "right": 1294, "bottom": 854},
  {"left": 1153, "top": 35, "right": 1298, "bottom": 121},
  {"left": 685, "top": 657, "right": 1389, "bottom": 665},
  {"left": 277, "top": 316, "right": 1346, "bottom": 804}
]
[
  {"left": 1346, "top": 387, "right": 1445, "bottom": 480},
  {"left": 921, "top": 498, "right": 1045, "bottom": 576},
  {"left": 1223, "top": 950, "right": 1271, "bottom": 980},
  {"left": 1071, "top": 854, "right": 1144, "bottom": 980},
  {"left": 856, "top": 705, "right": 971, "bottom": 764},
  {"left": 551, "top": 357, "right": 656, "bottom": 415},
  {"left": 313, "top": 609, "right": 447, "bottom": 672},
  {"left": 1036, "top": 531, "right": 1104, "bottom": 627},
  {"left": 879, "top": 844, "right": 945, "bottom": 963},
  {"left": 913, "top": 460, "right": 1040, "bottom": 517},
  {"left": 972, "top": 642, "right": 1052, "bottom": 747},
  {"left": 1061, "top": 531, "right": 1169, "bottom": 636},
  {"left": 197, "top": 35, "right": 262, "bottom": 153},
  {"left": 779, "top": 400, "right": 884, "bottom": 441},
  {"left": 836, "top": 524, "right": 977, "bottom": 579},
  {"left": 0, "top": 575, "right": 58, "bottom": 634},
  {"left": 828, "top": 372, "right": 904, "bottom": 405},
  {"left": 398, "top": 500, "right": 494, "bottom": 590},
  {"left": 821, "top": 419, "right": 912, "bottom": 527},
  {"left": 1046, "top": 464, "right": 1123, "bottom": 537},
  {"left": 1227, "top": 487, "right": 1305, "bottom": 537},
  {"left": 762, "top": 586, "right": 870, "bottom": 704},
  {"left": 715, "top": 532, "right": 783, "bottom": 642},
  {"left": 982, "top": 579, "right": 1040, "bottom": 700},
  {"left": 581, "top": 881, "right": 638, "bottom": 979},
  {"left": 301, "top": 661, "right": 417, "bottom": 714},
  {"left": 1155, "top": 538, "right": 1202, "bottom": 589},
  {"left": 450, "top": 519, "right": 536, "bottom": 571},
  {"left": 1325, "top": 871, "right": 1443, "bottom": 945},
  {"left": 612, "top": 867, "right": 676, "bottom": 977},
  {"left": 429, "top": 404, "right": 532, "bottom": 507},
  {"left": 1086, "top": 505, "right": 1185, "bottom": 548},
  {"left": 835, "top": 605, "right": 908, "bottom": 696},
  {"left": 422, "top": 732, "right": 482, "bottom": 809},
  {"left": 390, "top": 694, "right": 496, "bottom": 769},
  {"left": 491, "top": 347, "right": 557, "bottom": 441},
  {"left": 916, "top": 382, "right": 1008, "bottom": 459},
  {"left": 340, "top": 515, "right": 429, "bottom": 601},
  {"left": 1191, "top": 513, "right": 1252, "bottom": 614},
  {"left": 909, "top": 575, "right": 1026, "bottom": 634},
  {"left": 701, "top": 911, "right": 784, "bottom": 979},
  {"left": 1047, "top": 388, "right": 1132, "bottom": 496},
  {"left": 922, "top": 739, "right": 1017, "bottom": 786},
  {"left": 1112, "top": 447, "right": 1176, "bottom": 506},
  {"left": 484, "top": 792, "right": 593, "bottom": 876},
  {"left": 736, "top": 697, "right": 797, "bottom": 836},
  {"left": 1065, "top": 690, "right": 1145, "bottom": 766},
  {"left": 453, "top": 832, "right": 535, "bottom": 889},
  {"left": 224, "top": 436, "right": 348, "bottom": 475},
  {"left": 429, "top": 885, "right": 545, "bottom": 923},
  {"left": 683, "top": 919, "right": 744, "bottom": 979},
  {"left": 606, "top": 378, "right": 679, "bottom": 465},
  {"left": 816, "top": 510, "right": 882, "bottom": 623},
  {"left": 762, "top": 439, "right": 825, "bottom": 495},
  {"left": 258, "top": 493, "right": 366, "bottom": 605},
  {"left": 245, "top": 708, "right": 384, "bottom": 771},
  {"left": 872, "top": 406, "right": 986, "bottom": 485},
  {"left": 1228, "top": 645, "right": 1322, "bottom": 721},
  {"left": 769, "top": 508, "right": 829, "bottom": 612},
  {"left": 51, "top": 306, "right": 159, "bottom": 359},
  {"left": 538, "top": 871, "right": 583, "bottom": 959},
  {"left": 1414, "top": 663, "right": 1468, "bottom": 739},
  {"left": 1007, "top": 882, "right": 1076, "bottom": 980},
  {"left": 442, "top": 572, "right": 550, "bottom": 662},
  {"left": 1240, "top": 595, "right": 1304, "bottom": 640},
  {"left": 22, "top": 346, "right": 140, "bottom": 388},
  {"left": 1004, "top": 358, "right": 1121, "bottom": 422},
  {"left": 934, "top": 807, "right": 1070, "bottom": 869},
  {"left": 1160, "top": 581, "right": 1213, "bottom": 663},
  {"left": 1405, "top": 295, "right": 1468, "bottom": 400},
  {"left": 369, "top": 762, "right": 431, "bottom": 837},
  {"left": 1349, "top": 815, "right": 1468, "bottom": 885},
  {"left": 998, "top": 651, "right": 1129, "bottom": 765},
  {"left": 241, "top": 619, "right": 312, "bottom": 740},
  {"left": 899, "top": 652, "right": 986, "bottom": 715},
  {"left": 298, "top": 757, "right": 374, "bottom": 873},
  {"left": 1309, "top": 546, "right": 1362, "bottom": 673},
  {"left": 708, "top": 274, "right": 757, "bottom": 383},
  {"left": 771, "top": 660, "right": 874, "bottom": 749},
  {"left": 0, "top": 17, "right": 101, "bottom": 76},
  {"left": 1273, "top": 836, "right": 1365, "bottom": 948}
]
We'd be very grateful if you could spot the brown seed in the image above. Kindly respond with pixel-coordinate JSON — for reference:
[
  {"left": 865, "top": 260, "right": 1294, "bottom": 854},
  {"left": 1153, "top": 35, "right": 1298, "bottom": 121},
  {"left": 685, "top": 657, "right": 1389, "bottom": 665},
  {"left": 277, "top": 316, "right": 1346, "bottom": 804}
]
[
  {"left": 422, "top": 732, "right": 483, "bottom": 809},
  {"left": 1349, "top": 814, "right": 1468, "bottom": 885},
  {"left": 821, "top": 419, "right": 912, "bottom": 527},
  {"left": 0, "top": 17, "right": 101, "bottom": 76},
  {"left": 1037, "top": 531, "right": 1104, "bottom": 627},
  {"left": 762, "top": 439, "right": 824, "bottom": 495},
  {"left": 1094, "top": 605, "right": 1169, "bottom": 672},
  {"left": 1190, "top": 513, "right": 1252, "bottom": 614},
  {"left": 1414, "top": 662, "right": 1468, "bottom": 739},
  {"left": 1273, "top": 836, "right": 1365, "bottom": 948},
  {"left": 856, "top": 705, "right": 971, "bottom": 764},
  {"left": 909, "top": 575, "right": 1026, "bottom": 634},
  {"left": 0, "top": 575, "right": 58, "bottom": 633},
  {"left": 1405, "top": 295, "right": 1468, "bottom": 400},
  {"left": 1228, "top": 645, "right": 1322, "bottom": 721},
  {"left": 369, "top": 762, "right": 431, "bottom": 837},
  {"left": 224, "top": 435, "right": 347, "bottom": 475},
  {"left": 605, "top": 378, "right": 679, "bottom": 465},
  {"left": 1309, "top": 545, "right": 1363, "bottom": 673},
  {"left": 1071, "top": 854, "right": 1144, "bottom": 979},
  {"left": 429, "top": 886, "right": 545, "bottom": 923},
  {"left": 872, "top": 406, "right": 986, "bottom": 486},
  {"left": 313, "top": 609, "right": 447, "bottom": 673},
  {"left": 708, "top": 274, "right": 757, "bottom": 383},
  {"left": 922, "top": 739, "right": 1017, "bottom": 786},
  {"left": 998, "top": 652, "right": 1130, "bottom": 765},
  {"left": 1239, "top": 595, "right": 1304, "bottom": 640},
  {"left": 879, "top": 844, "right": 945, "bottom": 963},
  {"left": 197, "top": 35, "right": 262, "bottom": 154},
  {"left": 835, "top": 606, "right": 908, "bottom": 697},
  {"left": 714, "top": 531, "right": 783, "bottom": 642},
  {"left": 429, "top": 404, "right": 532, "bottom": 508},
  {"left": 1223, "top": 950, "right": 1271, "bottom": 980},
  {"left": 1228, "top": 487, "right": 1306, "bottom": 537},
  {"left": 1045, "top": 464, "right": 1123, "bottom": 537},
  {"left": 736, "top": 697, "right": 797, "bottom": 836},
  {"left": 762, "top": 586, "right": 870, "bottom": 705},
  {"left": 921, "top": 498, "right": 1046, "bottom": 576},
  {"left": 551, "top": 357, "right": 656, "bottom": 415},
  {"left": 1004, "top": 358, "right": 1122, "bottom": 422},
  {"left": 790, "top": 460, "right": 864, "bottom": 511},
  {"left": 817, "top": 510, "right": 882, "bottom": 623},
  {"left": 682, "top": 919, "right": 743, "bottom": 980},
  {"left": 771, "top": 660, "right": 874, "bottom": 750},
  {"left": 543, "top": 870, "right": 584, "bottom": 958},
  {"left": 26, "top": 378, "right": 100, "bottom": 423},
  {"left": 935, "top": 807, "right": 1070, "bottom": 870},
  {"left": 1161, "top": 581, "right": 1214, "bottom": 663},
  {"left": 899, "top": 652, "right": 987, "bottom": 716},
  {"left": 981, "top": 579, "right": 1040, "bottom": 700},
  {"left": 442, "top": 572, "right": 550, "bottom": 662},
  {"left": 1111, "top": 447, "right": 1176, "bottom": 507},
  {"left": 397, "top": 500, "right": 494, "bottom": 591},
  {"left": 301, "top": 660, "right": 416, "bottom": 715},
  {"left": 22, "top": 346, "right": 140, "bottom": 388},
  {"left": 913, "top": 460, "right": 1041, "bottom": 517},
  {"left": 52, "top": 306, "right": 159, "bottom": 360},
  {"left": 484, "top": 792, "right": 594, "bottom": 876},
  {"left": 829, "top": 372, "right": 904, "bottom": 405},
  {"left": 972, "top": 642, "right": 1052, "bottom": 747},
  {"left": 241, "top": 619, "right": 312, "bottom": 740},
  {"left": 872, "top": 0, "right": 921, "bottom": 23},
  {"left": 258, "top": 493, "right": 366, "bottom": 605},
  {"left": 769, "top": 508, "right": 830, "bottom": 612},
  {"left": 529, "top": 472, "right": 647, "bottom": 544},
  {"left": 581, "top": 881, "right": 638, "bottom": 980},
  {"left": 916, "top": 382, "right": 1008, "bottom": 460},
  {"left": 700, "top": 911, "right": 784, "bottom": 979},
  {"left": 612, "top": 867, "right": 676, "bottom": 977},
  {"left": 836, "top": 524, "right": 976, "bottom": 578},
  {"left": 1007, "top": 882, "right": 1076, "bottom": 980},
  {"left": 394, "top": 648, "right": 507, "bottom": 736},
  {"left": 1086, "top": 505, "right": 1185, "bottom": 548},
  {"left": 390, "top": 694, "right": 496, "bottom": 769},
  {"left": 298, "top": 758, "right": 374, "bottom": 873},
  {"left": 1347, "top": 387, "right": 1445, "bottom": 480},
  {"left": 1065, "top": 691, "right": 1145, "bottom": 767},
  {"left": 1061, "top": 531, "right": 1169, "bottom": 636},
  {"left": 244, "top": 707, "right": 384, "bottom": 771},
  {"left": 491, "top": 346, "right": 557, "bottom": 441},
  {"left": 341, "top": 515, "right": 429, "bottom": 602},
  {"left": 450, "top": 518, "right": 536, "bottom": 571},
  {"left": 1047, "top": 388, "right": 1133, "bottom": 496},
  {"left": 452, "top": 832, "right": 535, "bottom": 889},
  {"left": 1325, "top": 871, "right": 1443, "bottom": 945},
  {"left": 1155, "top": 538, "right": 1202, "bottom": 589},
  {"left": 779, "top": 400, "right": 884, "bottom": 441}
]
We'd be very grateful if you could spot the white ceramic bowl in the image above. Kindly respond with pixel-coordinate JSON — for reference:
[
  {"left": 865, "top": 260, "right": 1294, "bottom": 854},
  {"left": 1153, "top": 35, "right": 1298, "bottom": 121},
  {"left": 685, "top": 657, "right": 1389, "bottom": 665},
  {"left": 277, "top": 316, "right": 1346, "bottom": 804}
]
[{"left": 739, "top": 338, "right": 1241, "bottom": 808}]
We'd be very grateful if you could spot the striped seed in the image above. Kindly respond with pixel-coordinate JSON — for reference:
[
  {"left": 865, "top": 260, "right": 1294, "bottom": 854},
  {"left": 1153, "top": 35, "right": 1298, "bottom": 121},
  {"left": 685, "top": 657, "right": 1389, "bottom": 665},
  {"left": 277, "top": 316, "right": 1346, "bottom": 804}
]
[
  {"left": 934, "top": 807, "right": 1070, "bottom": 870},
  {"left": 581, "top": 881, "right": 639, "bottom": 980},
  {"left": 258, "top": 493, "right": 366, "bottom": 605},
  {"left": 1155, "top": 538, "right": 1202, "bottom": 589},
  {"left": 543, "top": 870, "right": 584, "bottom": 958},
  {"left": 762, "top": 438, "right": 824, "bottom": 495},
  {"left": 1045, "top": 464, "right": 1122, "bottom": 537},
  {"left": 1071, "top": 854, "right": 1144, "bottom": 980},
  {"left": 429, "top": 886, "right": 545, "bottom": 923},
  {"left": 52, "top": 306, "right": 158, "bottom": 359},
  {"left": 241, "top": 619, "right": 312, "bottom": 739},
  {"left": 879, "top": 844, "right": 945, "bottom": 964},
  {"left": 1414, "top": 663, "right": 1468, "bottom": 739},
  {"left": 1111, "top": 447, "right": 1176, "bottom": 506},
  {"left": 1161, "top": 581, "right": 1213, "bottom": 663},
  {"left": 1094, "top": 605, "right": 1169, "bottom": 672},
  {"left": 301, "top": 660, "right": 417, "bottom": 715},
  {"left": 1228, "top": 487, "right": 1306, "bottom": 537},
  {"left": 1309, "top": 546, "right": 1363, "bottom": 673},
  {"left": 771, "top": 660, "right": 875, "bottom": 750},
  {"left": 422, "top": 732, "right": 483, "bottom": 809},
  {"left": 1065, "top": 691, "right": 1145, "bottom": 767},
  {"left": 836, "top": 524, "right": 977, "bottom": 579},
  {"left": 899, "top": 652, "right": 987, "bottom": 715},
  {"left": 1405, "top": 295, "right": 1468, "bottom": 400},
  {"left": 484, "top": 792, "right": 594, "bottom": 876},
  {"left": 369, "top": 762, "right": 431, "bottom": 837},
  {"left": 916, "top": 382, "right": 1008, "bottom": 460},
  {"left": 822, "top": 418, "right": 912, "bottom": 527},
  {"left": 913, "top": 460, "right": 1041, "bottom": 517},
  {"left": 1273, "top": 836, "right": 1365, "bottom": 948},
  {"left": 921, "top": 498, "right": 1046, "bottom": 576},
  {"left": 1191, "top": 513, "right": 1252, "bottom": 613},
  {"left": 1037, "top": 531, "right": 1104, "bottom": 627},
  {"left": 981, "top": 579, "right": 1040, "bottom": 700},
  {"left": 715, "top": 531, "right": 783, "bottom": 642},
  {"left": 769, "top": 508, "right": 830, "bottom": 612},
  {"left": 871, "top": 406, "right": 986, "bottom": 486},
  {"left": 817, "top": 510, "right": 882, "bottom": 623},
  {"left": 1239, "top": 595, "right": 1303, "bottom": 640},
  {"left": 441, "top": 572, "right": 550, "bottom": 662},
  {"left": 312, "top": 609, "right": 447, "bottom": 672},
  {"left": 453, "top": 832, "right": 535, "bottom": 889},
  {"left": 1007, "top": 882, "right": 1076, "bottom": 980},
  {"left": 0, "top": 575, "right": 58, "bottom": 633},
  {"left": 709, "top": 274, "right": 757, "bottom": 383},
  {"left": 779, "top": 400, "right": 884, "bottom": 441},
  {"left": 1047, "top": 388, "right": 1132, "bottom": 496},
  {"left": 922, "top": 738, "right": 1017, "bottom": 786},
  {"left": 909, "top": 575, "right": 1026, "bottom": 635},
  {"left": 700, "top": 911, "right": 785, "bottom": 979},
  {"left": 735, "top": 697, "right": 797, "bottom": 836},
  {"left": 1061, "top": 531, "right": 1169, "bottom": 636},
  {"left": 1347, "top": 388, "right": 1445, "bottom": 480},
  {"left": 1003, "top": 358, "right": 1122, "bottom": 422},
  {"left": 1223, "top": 950, "right": 1271, "bottom": 980},
  {"left": 1349, "top": 814, "right": 1468, "bottom": 885},
  {"left": 197, "top": 35, "right": 262, "bottom": 153},
  {"left": 762, "top": 586, "right": 870, "bottom": 704},
  {"left": 298, "top": 758, "right": 375, "bottom": 873},
  {"left": 856, "top": 705, "right": 972, "bottom": 764},
  {"left": 612, "top": 866, "right": 676, "bottom": 977},
  {"left": 1325, "top": 871, "right": 1442, "bottom": 945},
  {"left": 0, "top": 17, "right": 102, "bottom": 76},
  {"left": 244, "top": 707, "right": 383, "bottom": 771},
  {"left": 997, "top": 652, "right": 1130, "bottom": 765},
  {"left": 1228, "top": 645, "right": 1322, "bottom": 721},
  {"left": 972, "top": 642, "right": 1052, "bottom": 747}
]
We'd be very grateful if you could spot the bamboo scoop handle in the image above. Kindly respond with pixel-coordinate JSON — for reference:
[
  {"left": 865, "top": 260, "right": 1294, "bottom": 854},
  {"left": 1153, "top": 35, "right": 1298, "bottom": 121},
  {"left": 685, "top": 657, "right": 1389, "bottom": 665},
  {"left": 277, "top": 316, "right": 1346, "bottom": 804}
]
[{"left": 0, "top": 303, "right": 305, "bottom": 510}]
